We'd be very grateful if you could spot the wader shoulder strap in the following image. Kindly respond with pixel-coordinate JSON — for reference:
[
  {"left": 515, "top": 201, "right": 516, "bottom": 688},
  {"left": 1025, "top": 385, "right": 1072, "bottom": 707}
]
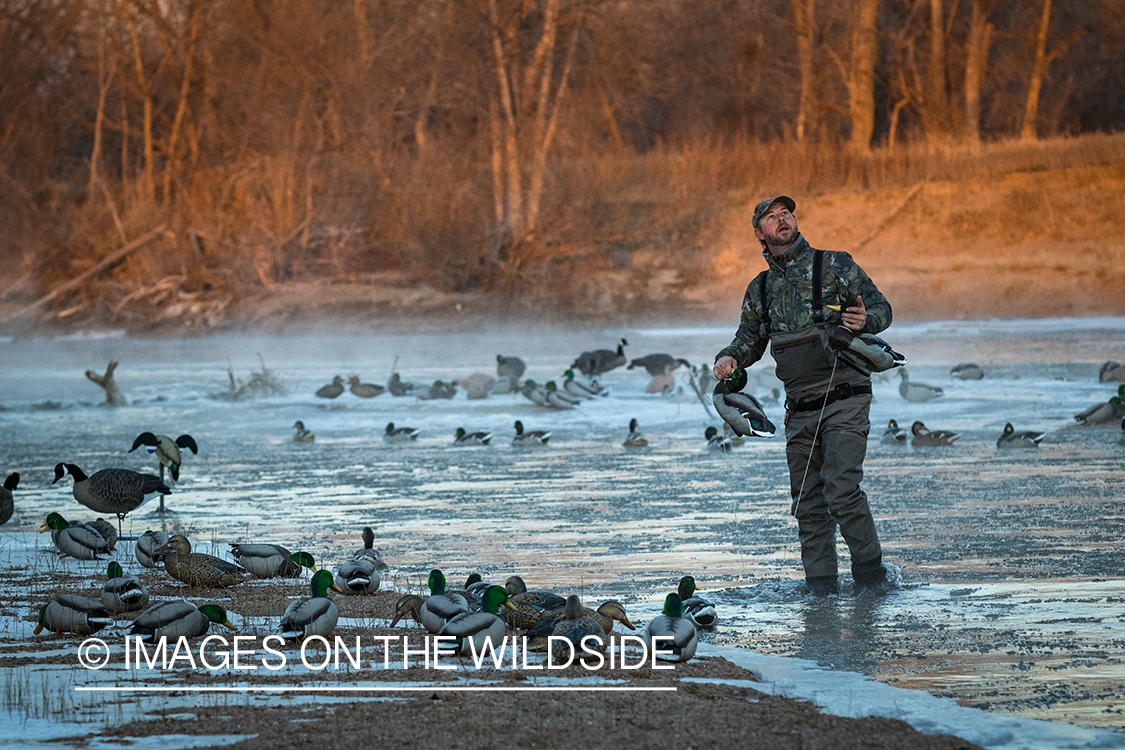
[
  {"left": 759, "top": 272, "right": 770, "bottom": 335},
  {"left": 812, "top": 249, "right": 824, "bottom": 324}
]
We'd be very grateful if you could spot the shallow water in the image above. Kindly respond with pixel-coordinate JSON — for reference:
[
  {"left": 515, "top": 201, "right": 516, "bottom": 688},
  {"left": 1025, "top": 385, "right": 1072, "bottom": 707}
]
[{"left": 1, "top": 318, "right": 1123, "bottom": 734}]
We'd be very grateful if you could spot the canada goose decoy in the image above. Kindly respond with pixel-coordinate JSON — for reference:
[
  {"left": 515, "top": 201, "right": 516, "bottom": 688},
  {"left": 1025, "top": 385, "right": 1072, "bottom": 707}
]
[
  {"left": 128, "top": 432, "right": 197, "bottom": 512},
  {"left": 677, "top": 576, "right": 717, "bottom": 629},
  {"left": 950, "top": 363, "right": 985, "bottom": 380},
  {"left": 997, "top": 423, "right": 1045, "bottom": 449},
  {"left": 645, "top": 593, "right": 698, "bottom": 663},
  {"left": 53, "top": 463, "right": 170, "bottom": 534},
  {"left": 35, "top": 595, "right": 112, "bottom": 636},
  {"left": 0, "top": 472, "right": 16, "bottom": 525},
  {"left": 896, "top": 369, "right": 944, "bottom": 402},
  {"left": 135, "top": 529, "right": 170, "bottom": 568},
  {"left": 496, "top": 355, "right": 527, "bottom": 379},
  {"left": 335, "top": 556, "right": 380, "bottom": 595},
  {"left": 544, "top": 381, "right": 581, "bottom": 409},
  {"left": 1074, "top": 385, "right": 1125, "bottom": 425},
  {"left": 387, "top": 372, "right": 417, "bottom": 396},
  {"left": 230, "top": 544, "right": 316, "bottom": 578},
  {"left": 354, "top": 526, "right": 388, "bottom": 570},
  {"left": 1099, "top": 361, "right": 1125, "bottom": 383},
  {"left": 454, "top": 427, "right": 492, "bottom": 446},
  {"left": 129, "top": 601, "right": 236, "bottom": 642},
  {"left": 911, "top": 421, "right": 961, "bottom": 447},
  {"left": 101, "top": 561, "right": 149, "bottom": 614},
  {"left": 419, "top": 569, "right": 471, "bottom": 634},
  {"left": 39, "top": 512, "right": 113, "bottom": 560},
  {"left": 292, "top": 421, "right": 316, "bottom": 443},
  {"left": 156, "top": 534, "right": 249, "bottom": 588},
  {"left": 278, "top": 569, "right": 342, "bottom": 640},
  {"left": 315, "top": 376, "right": 345, "bottom": 399},
  {"left": 439, "top": 585, "right": 515, "bottom": 656},
  {"left": 384, "top": 422, "right": 420, "bottom": 442},
  {"left": 623, "top": 419, "right": 648, "bottom": 448},
  {"left": 881, "top": 419, "right": 909, "bottom": 445},
  {"left": 570, "top": 338, "right": 628, "bottom": 377},
  {"left": 705, "top": 426, "right": 733, "bottom": 452},
  {"left": 347, "top": 376, "right": 385, "bottom": 397},
  {"left": 562, "top": 369, "right": 606, "bottom": 399},
  {"left": 628, "top": 354, "right": 691, "bottom": 378},
  {"left": 513, "top": 420, "right": 551, "bottom": 446},
  {"left": 550, "top": 595, "right": 606, "bottom": 661}
]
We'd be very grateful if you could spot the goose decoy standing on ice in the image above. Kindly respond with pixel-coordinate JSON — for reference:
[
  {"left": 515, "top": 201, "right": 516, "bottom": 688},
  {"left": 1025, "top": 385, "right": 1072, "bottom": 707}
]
[
  {"left": 644, "top": 592, "right": 698, "bottom": 663},
  {"left": 292, "top": 420, "right": 316, "bottom": 443},
  {"left": 0, "top": 472, "right": 18, "bottom": 525},
  {"left": 53, "top": 463, "right": 170, "bottom": 535},
  {"left": 156, "top": 534, "right": 249, "bottom": 588},
  {"left": 513, "top": 420, "right": 551, "bottom": 445},
  {"left": 881, "top": 419, "right": 909, "bottom": 445},
  {"left": 315, "top": 376, "right": 345, "bottom": 399},
  {"left": 910, "top": 421, "right": 961, "bottom": 447},
  {"left": 997, "top": 423, "right": 1045, "bottom": 449},
  {"left": 896, "top": 369, "right": 944, "bottom": 402},
  {"left": 128, "top": 432, "right": 197, "bottom": 512},
  {"left": 347, "top": 376, "right": 384, "bottom": 398},
  {"left": 570, "top": 338, "right": 628, "bottom": 376},
  {"left": 623, "top": 418, "right": 648, "bottom": 448},
  {"left": 950, "top": 363, "right": 985, "bottom": 380}
]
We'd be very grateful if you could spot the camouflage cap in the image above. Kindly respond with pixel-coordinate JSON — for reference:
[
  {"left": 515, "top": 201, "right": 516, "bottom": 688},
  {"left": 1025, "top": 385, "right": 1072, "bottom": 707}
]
[{"left": 751, "top": 195, "right": 797, "bottom": 228}]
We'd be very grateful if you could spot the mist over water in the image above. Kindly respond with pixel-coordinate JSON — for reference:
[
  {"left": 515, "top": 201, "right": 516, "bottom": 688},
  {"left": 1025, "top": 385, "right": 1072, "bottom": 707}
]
[{"left": 1, "top": 317, "right": 1123, "bottom": 730}]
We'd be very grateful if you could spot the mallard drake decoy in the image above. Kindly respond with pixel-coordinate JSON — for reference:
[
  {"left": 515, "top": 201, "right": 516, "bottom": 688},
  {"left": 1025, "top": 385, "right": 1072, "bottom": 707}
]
[
  {"left": 102, "top": 561, "right": 149, "bottom": 613},
  {"left": 135, "top": 529, "right": 170, "bottom": 568},
  {"left": 39, "top": 512, "right": 113, "bottom": 560},
  {"left": 439, "top": 585, "right": 515, "bottom": 656},
  {"left": 335, "top": 556, "right": 380, "bottom": 595},
  {"left": 513, "top": 420, "right": 550, "bottom": 446},
  {"left": 623, "top": 418, "right": 648, "bottom": 448},
  {"left": 896, "top": 369, "right": 944, "bottom": 402},
  {"left": 0, "top": 472, "right": 16, "bottom": 525},
  {"left": 389, "top": 594, "right": 425, "bottom": 627},
  {"left": 1074, "top": 385, "right": 1125, "bottom": 425},
  {"left": 278, "top": 569, "right": 341, "bottom": 640},
  {"left": 416, "top": 380, "right": 457, "bottom": 400},
  {"left": 712, "top": 369, "right": 776, "bottom": 438},
  {"left": 230, "top": 544, "right": 316, "bottom": 578},
  {"left": 128, "top": 432, "right": 198, "bottom": 491},
  {"left": 496, "top": 355, "right": 527, "bottom": 379},
  {"left": 911, "top": 421, "right": 961, "bottom": 447},
  {"left": 387, "top": 372, "right": 417, "bottom": 396},
  {"left": 157, "top": 534, "right": 249, "bottom": 588},
  {"left": 348, "top": 376, "right": 385, "bottom": 398},
  {"left": 997, "top": 423, "right": 1045, "bottom": 449},
  {"left": 446, "top": 573, "right": 487, "bottom": 610},
  {"left": 384, "top": 422, "right": 420, "bottom": 442},
  {"left": 315, "top": 376, "right": 345, "bottom": 399},
  {"left": 677, "top": 576, "right": 717, "bottom": 629},
  {"left": 501, "top": 575, "right": 566, "bottom": 630},
  {"left": 705, "top": 426, "right": 733, "bottom": 452},
  {"left": 950, "top": 363, "right": 985, "bottom": 380},
  {"left": 354, "top": 526, "right": 388, "bottom": 570},
  {"left": 550, "top": 595, "right": 606, "bottom": 662},
  {"left": 87, "top": 518, "right": 118, "bottom": 551},
  {"left": 560, "top": 370, "right": 602, "bottom": 400},
  {"left": 419, "top": 569, "right": 471, "bottom": 633},
  {"left": 525, "top": 599, "right": 636, "bottom": 650},
  {"left": 881, "top": 419, "right": 909, "bottom": 445},
  {"left": 645, "top": 593, "right": 698, "bottom": 663},
  {"left": 292, "top": 420, "right": 316, "bottom": 443},
  {"left": 454, "top": 427, "right": 493, "bottom": 446},
  {"left": 520, "top": 379, "right": 551, "bottom": 407},
  {"left": 53, "top": 463, "right": 170, "bottom": 534},
  {"left": 570, "top": 338, "right": 628, "bottom": 376},
  {"left": 1099, "top": 361, "right": 1125, "bottom": 383},
  {"left": 35, "top": 595, "right": 112, "bottom": 635},
  {"left": 457, "top": 373, "right": 495, "bottom": 400},
  {"left": 544, "top": 381, "right": 581, "bottom": 409},
  {"left": 628, "top": 354, "right": 691, "bottom": 378},
  {"left": 130, "top": 601, "right": 236, "bottom": 642}
]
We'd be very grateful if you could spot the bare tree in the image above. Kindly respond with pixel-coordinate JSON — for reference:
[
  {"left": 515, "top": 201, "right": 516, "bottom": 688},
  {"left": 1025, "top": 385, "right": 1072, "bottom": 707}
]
[
  {"left": 963, "top": 0, "right": 994, "bottom": 148},
  {"left": 791, "top": 0, "right": 818, "bottom": 142},
  {"left": 1021, "top": 0, "right": 1085, "bottom": 140}
]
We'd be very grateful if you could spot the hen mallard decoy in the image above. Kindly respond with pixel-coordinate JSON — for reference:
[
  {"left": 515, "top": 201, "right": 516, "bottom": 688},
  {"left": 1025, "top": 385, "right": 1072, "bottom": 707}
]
[
  {"left": 292, "top": 420, "right": 316, "bottom": 443},
  {"left": 550, "top": 595, "right": 606, "bottom": 661},
  {"left": 39, "top": 512, "right": 113, "bottom": 560},
  {"left": 623, "top": 418, "right": 648, "bottom": 448},
  {"left": 129, "top": 601, "right": 236, "bottom": 642},
  {"left": 387, "top": 372, "right": 417, "bottom": 396},
  {"left": 389, "top": 594, "right": 425, "bottom": 628},
  {"left": 128, "top": 431, "right": 198, "bottom": 484},
  {"left": 1, "top": 472, "right": 19, "bottom": 525},
  {"left": 278, "top": 569, "right": 342, "bottom": 640},
  {"left": 53, "top": 463, "right": 170, "bottom": 534},
  {"left": 419, "top": 569, "right": 472, "bottom": 633},
  {"left": 501, "top": 575, "right": 566, "bottom": 630},
  {"left": 525, "top": 599, "right": 635, "bottom": 651},
  {"left": 315, "top": 376, "right": 345, "bottom": 399},
  {"left": 35, "top": 595, "right": 112, "bottom": 635},
  {"left": 335, "top": 557, "right": 380, "bottom": 595},
  {"left": 384, "top": 422, "right": 420, "bottom": 443},
  {"left": 677, "top": 576, "right": 717, "bottom": 629},
  {"left": 454, "top": 427, "right": 492, "bottom": 446},
  {"left": 439, "top": 585, "right": 515, "bottom": 656},
  {"left": 563, "top": 369, "right": 607, "bottom": 399},
  {"left": 157, "top": 534, "right": 249, "bottom": 588},
  {"left": 705, "top": 426, "right": 733, "bottom": 453},
  {"left": 353, "top": 526, "right": 388, "bottom": 570},
  {"left": 997, "top": 423, "right": 1045, "bottom": 449},
  {"left": 230, "top": 544, "right": 316, "bottom": 578},
  {"left": 1099, "top": 361, "right": 1125, "bottom": 383},
  {"left": 881, "top": 419, "right": 909, "bottom": 445},
  {"left": 570, "top": 338, "right": 628, "bottom": 376},
  {"left": 950, "top": 363, "right": 985, "bottom": 380},
  {"left": 513, "top": 420, "right": 550, "bottom": 446},
  {"left": 1074, "top": 385, "right": 1125, "bottom": 425},
  {"left": 628, "top": 354, "right": 691, "bottom": 378},
  {"left": 135, "top": 529, "right": 170, "bottom": 568},
  {"left": 896, "top": 369, "right": 944, "bottom": 403},
  {"left": 496, "top": 355, "right": 527, "bottom": 379},
  {"left": 348, "top": 376, "right": 385, "bottom": 398},
  {"left": 645, "top": 593, "right": 698, "bottom": 663},
  {"left": 911, "top": 421, "right": 961, "bottom": 447},
  {"left": 101, "top": 561, "right": 149, "bottom": 613}
]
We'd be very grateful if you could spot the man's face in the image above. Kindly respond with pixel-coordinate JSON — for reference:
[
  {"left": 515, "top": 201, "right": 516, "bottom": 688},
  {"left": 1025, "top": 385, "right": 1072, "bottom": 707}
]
[{"left": 754, "top": 203, "right": 798, "bottom": 251}]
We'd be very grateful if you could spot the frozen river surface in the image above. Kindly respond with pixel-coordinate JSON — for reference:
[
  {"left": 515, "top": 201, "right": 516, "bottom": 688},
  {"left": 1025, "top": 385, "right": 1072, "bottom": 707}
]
[{"left": 1, "top": 317, "right": 1123, "bottom": 734}]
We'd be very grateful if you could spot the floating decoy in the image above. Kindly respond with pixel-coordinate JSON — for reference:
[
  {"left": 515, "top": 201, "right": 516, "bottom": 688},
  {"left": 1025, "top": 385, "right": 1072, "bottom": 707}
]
[
  {"left": 457, "top": 373, "right": 495, "bottom": 400},
  {"left": 101, "top": 561, "right": 149, "bottom": 613},
  {"left": 389, "top": 594, "right": 425, "bottom": 628},
  {"left": 353, "top": 526, "right": 388, "bottom": 570},
  {"left": 705, "top": 426, "right": 733, "bottom": 452},
  {"left": 628, "top": 354, "right": 691, "bottom": 378},
  {"left": 513, "top": 420, "right": 551, "bottom": 446},
  {"left": 416, "top": 380, "right": 457, "bottom": 400},
  {"left": 230, "top": 544, "right": 316, "bottom": 578},
  {"left": 911, "top": 421, "right": 961, "bottom": 447},
  {"left": 419, "top": 569, "right": 471, "bottom": 634},
  {"left": 496, "top": 355, "right": 527, "bottom": 379},
  {"left": 563, "top": 369, "right": 607, "bottom": 398},
  {"left": 135, "top": 530, "right": 170, "bottom": 568},
  {"left": 0, "top": 472, "right": 16, "bottom": 525},
  {"left": 520, "top": 379, "right": 551, "bottom": 407},
  {"left": 896, "top": 369, "right": 944, "bottom": 402},
  {"left": 1074, "top": 385, "right": 1125, "bottom": 425},
  {"left": 950, "top": 363, "right": 985, "bottom": 380},
  {"left": 570, "top": 338, "right": 628, "bottom": 376},
  {"left": 550, "top": 595, "right": 606, "bottom": 661},
  {"left": 997, "top": 423, "right": 1045, "bottom": 449},
  {"left": 315, "top": 376, "right": 345, "bottom": 399},
  {"left": 40, "top": 512, "right": 113, "bottom": 560},
  {"left": 645, "top": 593, "right": 698, "bottom": 663},
  {"left": 35, "top": 595, "right": 112, "bottom": 635},
  {"left": 335, "top": 557, "right": 380, "bottom": 595},
  {"left": 439, "top": 585, "right": 514, "bottom": 656},
  {"left": 387, "top": 373, "right": 417, "bottom": 396},
  {"left": 292, "top": 420, "right": 316, "bottom": 443},
  {"left": 129, "top": 601, "right": 236, "bottom": 642},
  {"left": 278, "top": 569, "right": 341, "bottom": 640},
  {"left": 881, "top": 419, "right": 909, "bottom": 445},
  {"left": 156, "top": 534, "right": 249, "bottom": 588},
  {"left": 623, "top": 418, "right": 648, "bottom": 448},
  {"left": 384, "top": 422, "right": 420, "bottom": 442},
  {"left": 544, "top": 381, "right": 581, "bottom": 409},
  {"left": 454, "top": 427, "right": 492, "bottom": 446},
  {"left": 347, "top": 376, "right": 385, "bottom": 398},
  {"left": 1099, "top": 361, "right": 1125, "bottom": 383},
  {"left": 53, "top": 463, "right": 170, "bottom": 534},
  {"left": 677, "top": 576, "right": 717, "bottom": 629}
]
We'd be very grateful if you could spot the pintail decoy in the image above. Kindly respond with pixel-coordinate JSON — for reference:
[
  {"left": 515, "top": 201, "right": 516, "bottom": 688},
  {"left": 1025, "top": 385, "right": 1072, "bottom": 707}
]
[
  {"left": 278, "top": 569, "right": 342, "bottom": 640},
  {"left": 454, "top": 427, "right": 492, "bottom": 446},
  {"left": 950, "top": 363, "right": 985, "bottom": 380},
  {"left": 129, "top": 601, "right": 236, "bottom": 642},
  {"left": 53, "top": 463, "right": 169, "bottom": 534},
  {"left": 101, "top": 561, "right": 149, "bottom": 613},
  {"left": 677, "top": 575, "right": 717, "bottom": 629},
  {"left": 549, "top": 595, "right": 606, "bottom": 661},
  {"left": 156, "top": 534, "right": 249, "bottom": 588},
  {"left": 513, "top": 420, "right": 551, "bottom": 446},
  {"left": 0, "top": 472, "right": 16, "bottom": 525},
  {"left": 570, "top": 338, "right": 628, "bottom": 376},
  {"left": 439, "top": 585, "right": 515, "bottom": 656},
  {"left": 135, "top": 529, "right": 170, "bottom": 568},
  {"left": 997, "top": 423, "right": 1045, "bottom": 449},
  {"left": 384, "top": 422, "right": 420, "bottom": 442},
  {"left": 39, "top": 512, "right": 114, "bottom": 560},
  {"left": 315, "top": 376, "right": 345, "bottom": 399},
  {"left": 911, "top": 421, "right": 961, "bottom": 447},
  {"left": 230, "top": 544, "right": 316, "bottom": 578},
  {"left": 347, "top": 376, "right": 385, "bottom": 397},
  {"left": 645, "top": 593, "right": 698, "bottom": 663},
  {"left": 896, "top": 369, "right": 944, "bottom": 402},
  {"left": 623, "top": 418, "right": 648, "bottom": 448},
  {"left": 881, "top": 419, "right": 909, "bottom": 445},
  {"left": 628, "top": 353, "right": 691, "bottom": 378},
  {"left": 35, "top": 595, "right": 112, "bottom": 636}
]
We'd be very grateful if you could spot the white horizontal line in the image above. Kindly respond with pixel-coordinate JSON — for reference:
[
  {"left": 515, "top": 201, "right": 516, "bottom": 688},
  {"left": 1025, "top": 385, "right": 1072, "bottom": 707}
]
[{"left": 76, "top": 685, "right": 676, "bottom": 693}]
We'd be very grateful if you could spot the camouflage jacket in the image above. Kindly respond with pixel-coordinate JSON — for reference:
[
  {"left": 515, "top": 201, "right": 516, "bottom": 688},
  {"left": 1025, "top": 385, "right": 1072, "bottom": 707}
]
[{"left": 716, "top": 234, "right": 892, "bottom": 375}]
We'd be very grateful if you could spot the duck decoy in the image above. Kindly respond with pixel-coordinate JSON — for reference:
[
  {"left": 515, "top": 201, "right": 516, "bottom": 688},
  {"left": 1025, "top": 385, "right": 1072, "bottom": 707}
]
[
  {"left": 496, "top": 355, "right": 527, "bottom": 379},
  {"left": 156, "top": 534, "right": 249, "bottom": 588},
  {"left": 1119, "top": 417, "right": 1125, "bottom": 445},
  {"left": 712, "top": 368, "right": 776, "bottom": 438},
  {"left": 549, "top": 595, "right": 606, "bottom": 662},
  {"left": 491, "top": 374, "right": 520, "bottom": 395},
  {"left": 513, "top": 420, "right": 550, "bottom": 446},
  {"left": 645, "top": 593, "right": 698, "bottom": 663},
  {"left": 315, "top": 376, "right": 345, "bottom": 399},
  {"left": 881, "top": 419, "right": 909, "bottom": 445},
  {"left": 0, "top": 472, "right": 16, "bottom": 525},
  {"left": 419, "top": 569, "right": 471, "bottom": 634},
  {"left": 950, "top": 363, "right": 985, "bottom": 380},
  {"left": 997, "top": 423, "right": 1045, "bottom": 449},
  {"left": 525, "top": 599, "right": 635, "bottom": 651},
  {"left": 384, "top": 422, "right": 420, "bottom": 442},
  {"left": 129, "top": 601, "right": 236, "bottom": 642},
  {"left": 87, "top": 518, "right": 118, "bottom": 551},
  {"left": 292, "top": 420, "right": 316, "bottom": 443},
  {"left": 454, "top": 427, "right": 492, "bottom": 446},
  {"left": 623, "top": 419, "right": 648, "bottom": 448},
  {"left": 1074, "top": 385, "right": 1125, "bottom": 425},
  {"left": 439, "top": 585, "right": 515, "bottom": 656},
  {"left": 354, "top": 526, "right": 388, "bottom": 570},
  {"left": 911, "top": 421, "right": 961, "bottom": 447},
  {"left": 387, "top": 372, "right": 417, "bottom": 396},
  {"left": 101, "top": 561, "right": 149, "bottom": 613},
  {"left": 705, "top": 426, "right": 733, "bottom": 453},
  {"left": 562, "top": 369, "right": 606, "bottom": 399},
  {"left": 34, "top": 595, "right": 112, "bottom": 635},
  {"left": 39, "top": 512, "right": 113, "bottom": 560},
  {"left": 896, "top": 369, "right": 944, "bottom": 403},
  {"left": 278, "top": 569, "right": 342, "bottom": 640},
  {"left": 457, "top": 373, "right": 495, "bottom": 400},
  {"left": 677, "top": 576, "right": 717, "bottom": 629},
  {"left": 520, "top": 379, "right": 551, "bottom": 407},
  {"left": 628, "top": 354, "right": 691, "bottom": 378},
  {"left": 389, "top": 594, "right": 425, "bottom": 628},
  {"left": 347, "top": 376, "right": 385, "bottom": 398},
  {"left": 128, "top": 432, "right": 197, "bottom": 512},
  {"left": 230, "top": 544, "right": 316, "bottom": 578},
  {"left": 501, "top": 575, "right": 567, "bottom": 630},
  {"left": 416, "top": 380, "right": 457, "bottom": 400},
  {"left": 1099, "top": 361, "right": 1125, "bottom": 383},
  {"left": 544, "top": 381, "right": 581, "bottom": 409},
  {"left": 53, "top": 463, "right": 170, "bottom": 534},
  {"left": 570, "top": 338, "right": 628, "bottom": 376},
  {"left": 135, "top": 529, "right": 170, "bottom": 568},
  {"left": 335, "top": 557, "right": 380, "bottom": 595}
]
